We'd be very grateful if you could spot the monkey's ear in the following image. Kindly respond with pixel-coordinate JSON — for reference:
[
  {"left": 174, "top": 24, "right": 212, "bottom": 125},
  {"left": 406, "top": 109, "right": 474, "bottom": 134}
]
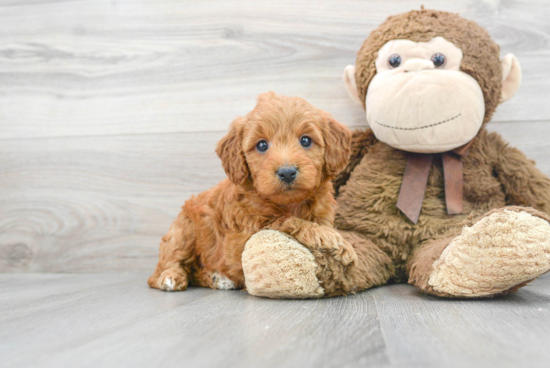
[
  {"left": 343, "top": 65, "right": 362, "bottom": 105},
  {"left": 500, "top": 54, "right": 522, "bottom": 103},
  {"left": 323, "top": 115, "right": 352, "bottom": 178},
  {"left": 215, "top": 117, "right": 250, "bottom": 185}
]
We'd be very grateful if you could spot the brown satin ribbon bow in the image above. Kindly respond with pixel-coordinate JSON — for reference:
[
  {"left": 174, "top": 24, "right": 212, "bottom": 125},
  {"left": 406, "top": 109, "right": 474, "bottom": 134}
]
[{"left": 396, "top": 140, "right": 474, "bottom": 224}]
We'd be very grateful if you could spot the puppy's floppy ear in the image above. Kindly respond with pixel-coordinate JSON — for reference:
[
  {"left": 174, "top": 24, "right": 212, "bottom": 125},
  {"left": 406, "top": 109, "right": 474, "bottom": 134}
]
[
  {"left": 322, "top": 115, "right": 352, "bottom": 178},
  {"left": 216, "top": 117, "right": 250, "bottom": 185}
]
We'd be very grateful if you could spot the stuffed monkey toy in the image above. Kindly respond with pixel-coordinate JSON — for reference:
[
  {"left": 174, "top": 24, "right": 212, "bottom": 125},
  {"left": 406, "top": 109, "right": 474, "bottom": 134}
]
[{"left": 242, "top": 9, "right": 550, "bottom": 298}]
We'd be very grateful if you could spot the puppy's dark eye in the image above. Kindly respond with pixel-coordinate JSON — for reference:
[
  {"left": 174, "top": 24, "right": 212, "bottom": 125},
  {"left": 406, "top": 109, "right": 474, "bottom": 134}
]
[
  {"left": 388, "top": 54, "right": 401, "bottom": 68},
  {"left": 431, "top": 53, "right": 446, "bottom": 68},
  {"left": 256, "top": 140, "right": 268, "bottom": 152},
  {"left": 300, "top": 136, "right": 313, "bottom": 148}
]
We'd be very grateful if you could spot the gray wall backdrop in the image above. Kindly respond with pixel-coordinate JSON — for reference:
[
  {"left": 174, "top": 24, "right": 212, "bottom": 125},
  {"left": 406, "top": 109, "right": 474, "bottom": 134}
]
[{"left": 1, "top": 0, "right": 549, "bottom": 272}]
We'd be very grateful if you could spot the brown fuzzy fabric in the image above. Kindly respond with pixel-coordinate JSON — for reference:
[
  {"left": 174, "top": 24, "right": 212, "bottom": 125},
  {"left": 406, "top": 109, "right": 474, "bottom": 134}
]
[
  {"left": 311, "top": 230, "right": 396, "bottom": 297},
  {"left": 355, "top": 9, "right": 502, "bottom": 123},
  {"left": 326, "top": 128, "right": 550, "bottom": 297},
  {"left": 313, "top": 9, "right": 550, "bottom": 299},
  {"left": 333, "top": 129, "right": 377, "bottom": 196}
]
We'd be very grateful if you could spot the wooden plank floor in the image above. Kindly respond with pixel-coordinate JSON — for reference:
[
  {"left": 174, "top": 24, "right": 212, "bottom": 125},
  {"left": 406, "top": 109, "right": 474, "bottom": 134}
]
[{"left": 1, "top": 273, "right": 550, "bottom": 368}]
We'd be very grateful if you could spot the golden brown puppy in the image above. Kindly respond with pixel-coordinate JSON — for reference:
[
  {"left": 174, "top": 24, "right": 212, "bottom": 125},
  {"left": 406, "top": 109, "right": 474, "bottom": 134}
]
[{"left": 148, "top": 92, "right": 354, "bottom": 291}]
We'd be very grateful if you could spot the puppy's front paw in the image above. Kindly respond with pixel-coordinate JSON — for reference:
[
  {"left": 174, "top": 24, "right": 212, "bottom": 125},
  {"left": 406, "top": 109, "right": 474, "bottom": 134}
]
[
  {"left": 337, "top": 238, "right": 359, "bottom": 266},
  {"left": 310, "top": 226, "right": 358, "bottom": 266},
  {"left": 156, "top": 269, "right": 188, "bottom": 291}
]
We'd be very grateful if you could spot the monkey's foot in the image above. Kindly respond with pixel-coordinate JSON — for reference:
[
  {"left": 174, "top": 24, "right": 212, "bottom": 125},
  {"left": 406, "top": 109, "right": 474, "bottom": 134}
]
[
  {"left": 242, "top": 230, "right": 324, "bottom": 299},
  {"left": 428, "top": 207, "right": 550, "bottom": 297}
]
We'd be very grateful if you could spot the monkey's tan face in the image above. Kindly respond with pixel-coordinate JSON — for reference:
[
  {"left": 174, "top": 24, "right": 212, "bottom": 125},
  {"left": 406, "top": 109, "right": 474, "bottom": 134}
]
[{"left": 366, "top": 37, "right": 485, "bottom": 153}]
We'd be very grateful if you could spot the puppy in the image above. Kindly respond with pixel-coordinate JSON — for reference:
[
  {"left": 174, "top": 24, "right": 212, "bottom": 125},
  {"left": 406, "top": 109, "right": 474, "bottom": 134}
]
[{"left": 148, "top": 92, "right": 355, "bottom": 291}]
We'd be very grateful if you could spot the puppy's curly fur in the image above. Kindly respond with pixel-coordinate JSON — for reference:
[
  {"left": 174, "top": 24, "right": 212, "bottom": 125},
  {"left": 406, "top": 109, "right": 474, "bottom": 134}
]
[{"left": 148, "top": 92, "right": 353, "bottom": 291}]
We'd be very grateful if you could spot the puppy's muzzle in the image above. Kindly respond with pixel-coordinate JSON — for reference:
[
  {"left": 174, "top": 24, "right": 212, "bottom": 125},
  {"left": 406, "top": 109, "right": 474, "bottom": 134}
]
[{"left": 277, "top": 166, "right": 298, "bottom": 184}]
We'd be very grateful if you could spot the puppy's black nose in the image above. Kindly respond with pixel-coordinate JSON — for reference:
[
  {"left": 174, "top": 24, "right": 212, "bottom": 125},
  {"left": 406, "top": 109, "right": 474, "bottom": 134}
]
[{"left": 277, "top": 166, "right": 297, "bottom": 184}]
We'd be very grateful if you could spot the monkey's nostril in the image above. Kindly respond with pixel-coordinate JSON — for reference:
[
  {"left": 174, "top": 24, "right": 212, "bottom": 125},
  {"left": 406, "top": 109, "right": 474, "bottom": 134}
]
[{"left": 277, "top": 166, "right": 298, "bottom": 184}]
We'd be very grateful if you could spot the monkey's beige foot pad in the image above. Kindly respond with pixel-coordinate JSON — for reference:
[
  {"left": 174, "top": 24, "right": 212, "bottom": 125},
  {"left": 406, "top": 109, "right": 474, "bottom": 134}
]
[
  {"left": 429, "top": 208, "right": 550, "bottom": 297},
  {"left": 242, "top": 230, "right": 324, "bottom": 299}
]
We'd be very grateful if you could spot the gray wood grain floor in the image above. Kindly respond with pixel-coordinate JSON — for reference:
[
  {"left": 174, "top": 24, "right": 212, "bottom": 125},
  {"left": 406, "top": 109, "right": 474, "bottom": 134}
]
[{"left": 1, "top": 273, "right": 550, "bottom": 368}]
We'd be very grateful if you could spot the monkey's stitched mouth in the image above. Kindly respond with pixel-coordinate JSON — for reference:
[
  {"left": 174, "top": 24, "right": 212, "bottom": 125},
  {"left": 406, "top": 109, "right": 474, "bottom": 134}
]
[{"left": 375, "top": 113, "right": 461, "bottom": 131}]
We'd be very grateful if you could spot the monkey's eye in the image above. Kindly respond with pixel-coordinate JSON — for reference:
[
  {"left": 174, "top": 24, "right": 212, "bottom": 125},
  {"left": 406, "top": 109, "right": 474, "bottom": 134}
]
[
  {"left": 431, "top": 53, "right": 446, "bottom": 68},
  {"left": 256, "top": 140, "right": 268, "bottom": 152},
  {"left": 388, "top": 54, "right": 402, "bottom": 68},
  {"left": 300, "top": 136, "right": 313, "bottom": 148}
]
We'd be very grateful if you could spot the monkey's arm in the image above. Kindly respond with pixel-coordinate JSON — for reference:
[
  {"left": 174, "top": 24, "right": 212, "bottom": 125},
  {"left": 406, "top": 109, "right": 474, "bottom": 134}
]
[
  {"left": 491, "top": 132, "right": 550, "bottom": 215},
  {"left": 333, "top": 129, "right": 377, "bottom": 196}
]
